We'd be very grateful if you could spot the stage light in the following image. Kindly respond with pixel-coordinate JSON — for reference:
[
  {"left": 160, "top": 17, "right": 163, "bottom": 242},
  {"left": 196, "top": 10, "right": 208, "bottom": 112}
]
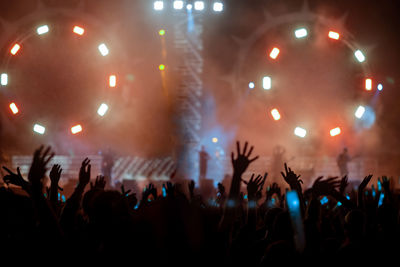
[
  {"left": 154, "top": 1, "right": 164, "bottom": 10},
  {"left": 213, "top": 2, "right": 223, "bottom": 12},
  {"left": 377, "top": 83, "right": 383, "bottom": 91},
  {"left": 73, "top": 26, "right": 85, "bottom": 35},
  {"left": 330, "top": 127, "right": 341, "bottom": 137},
  {"left": 33, "top": 124, "right": 45, "bottom": 135},
  {"left": 269, "top": 47, "right": 280, "bottom": 59},
  {"left": 71, "top": 124, "right": 82, "bottom": 134},
  {"left": 365, "top": 78, "right": 372, "bottom": 91},
  {"left": 187, "top": 4, "right": 193, "bottom": 10},
  {"left": 271, "top": 108, "right": 281, "bottom": 121},
  {"left": 354, "top": 50, "right": 365, "bottom": 62},
  {"left": 263, "top": 76, "right": 271, "bottom": 90},
  {"left": 355, "top": 105, "right": 365, "bottom": 119},
  {"left": 98, "top": 43, "right": 109, "bottom": 56},
  {"left": 248, "top": 82, "right": 255, "bottom": 89},
  {"left": 173, "top": 0, "right": 184, "bottom": 9},
  {"left": 295, "top": 28, "right": 307, "bottom": 38},
  {"left": 328, "top": 31, "right": 340, "bottom": 40},
  {"left": 10, "top": 43, "right": 21, "bottom": 55},
  {"left": 1, "top": 73, "right": 7, "bottom": 85},
  {"left": 212, "top": 137, "right": 218, "bottom": 143},
  {"left": 109, "top": 75, "right": 116, "bottom": 87},
  {"left": 194, "top": 1, "right": 204, "bottom": 10},
  {"left": 159, "top": 29, "right": 166, "bottom": 36},
  {"left": 294, "top": 127, "right": 307, "bottom": 138},
  {"left": 97, "top": 103, "right": 109, "bottom": 116},
  {"left": 159, "top": 64, "right": 165, "bottom": 70},
  {"left": 37, "top": 25, "right": 49, "bottom": 35},
  {"left": 9, "top": 103, "right": 18, "bottom": 114}
]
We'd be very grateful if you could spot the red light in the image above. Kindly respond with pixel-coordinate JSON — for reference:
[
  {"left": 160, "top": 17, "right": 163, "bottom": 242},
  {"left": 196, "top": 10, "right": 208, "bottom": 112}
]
[
  {"left": 328, "top": 31, "right": 340, "bottom": 40},
  {"left": 9, "top": 102, "right": 19, "bottom": 114},
  {"left": 10, "top": 43, "right": 21, "bottom": 55}
]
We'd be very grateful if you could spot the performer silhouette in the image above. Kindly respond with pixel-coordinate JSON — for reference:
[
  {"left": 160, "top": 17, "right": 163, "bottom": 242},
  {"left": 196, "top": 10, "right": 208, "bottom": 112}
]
[
  {"left": 337, "top": 147, "right": 351, "bottom": 177},
  {"left": 199, "top": 146, "right": 210, "bottom": 180}
]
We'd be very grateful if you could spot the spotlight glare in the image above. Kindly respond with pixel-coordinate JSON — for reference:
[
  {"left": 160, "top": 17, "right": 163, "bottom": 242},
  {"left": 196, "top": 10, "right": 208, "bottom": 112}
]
[
  {"left": 248, "top": 82, "right": 255, "bottom": 89},
  {"left": 159, "top": 64, "right": 165, "bottom": 70},
  {"left": 355, "top": 106, "right": 365, "bottom": 119},
  {"left": 212, "top": 137, "right": 218, "bottom": 143},
  {"left": 187, "top": 4, "right": 193, "bottom": 10},
  {"left": 194, "top": 1, "right": 204, "bottom": 10},
  {"left": 10, "top": 43, "right": 21, "bottom": 55},
  {"left": 97, "top": 103, "right": 109, "bottom": 116},
  {"left": 1, "top": 73, "right": 8, "bottom": 85},
  {"left": 37, "top": 25, "right": 49, "bottom": 35},
  {"left": 98, "top": 43, "right": 109, "bottom": 56},
  {"left": 154, "top": 1, "right": 164, "bottom": 10},
  {"left": 71, "top": 124, "right": 83, "bottom": 135},
  {"left": 377, "top": 83, "right": 383, "bottom": 91},
  {"left": 159, "top": 29, "right": 166, "bottom": 36},
  {"left": 269, "top": 47, "right": 280, "bottom": 59},
  {"left": 33, "top": 124, "right": 45, "bottom": 135},
  {"left": 365, "top": 78, "right": 372, "bottom": 91},
  {"left": 330, "top": 127, "right": 341, "bottom": 137},
  {"left": 213, "top": 2, "right": 223, "bottom": 12},
  {"left": 109, "top": 75, "right": 116, "bottom": 87},
  {"left": 262, "top": 76, "right": 271, "bottom": 90},
  {"left": 295, "top": 28, "right": 308, "bottom": 38},
  {"left": 173, "top": 0, "right": 184, "bottom": 9},
  {"left": 328, "top": 31, "right": 340, "bottom": 40},
  {"left": 9, "top": 102, "right": 19, "bottom": 114},
  {"left": 271, "top": 108, "right": 281, "bottom": 121},
  {"left": 354, "top": 50, "right": 365, "bottom": 62},
  {"left": 73, "top": 26, "right": 85, "bottom": 35},
  {"left": 294, "top": 127, "right": 307, "bottom": 138}
]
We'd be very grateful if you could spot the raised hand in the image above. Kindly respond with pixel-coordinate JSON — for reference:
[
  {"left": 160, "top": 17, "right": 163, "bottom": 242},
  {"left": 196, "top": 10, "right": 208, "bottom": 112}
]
[
  {"left": 2, "top": 166, "right": 29, "bottom": 189},
  {"left": 381, "top": 176, "right": 390, "bottom": 192},
  {"left": 78, "top": 158, "right": 91, "bottom": 188},
  {"left": 312, "top": 176, "right": 341, "bottom": 198},
  {"left": 266, "top": 182, "right": 281, "bottom": 200},
  {"left": 339, "top": 175, "right": 349, "bottom": 196},
  {"left": 49, "top": 164, "right": 63, "bottom": 190},
  {"left": 231, "top": 141, "right": 259, "bottom": 175},
  {"left": 188, "top": 180, "right": 195, "bottom": 199},
  {"left": 143, "top": 183, "right": 157, "bottom": 201},
  {"left": 121, "top": 185, "right": 137, "bottom": 208},
  {"left": 358, "top": 174, "right": 373, "bottom": 192},
  {"left": 28, "top": 145, "right": 54, "bottom": 186},
  {"left": 165, "top": 181, "right": 175, "bottom": 197},
  {"left": 90, "top": 175, "right": 106, "bottom": 190},
  {"left": 245, "top": 173, "right": 267, "bottom": 199},
  {"left": 281, "top": 163, "right": 302, "bottom": 189}
]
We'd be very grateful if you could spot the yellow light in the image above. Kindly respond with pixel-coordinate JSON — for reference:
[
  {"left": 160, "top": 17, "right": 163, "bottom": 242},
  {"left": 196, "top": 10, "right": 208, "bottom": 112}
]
[
  {"left": 9, "top": 102, "right": 19, "bottom": 114},
  {"left": 328, "top": 31, "right": 340, "bottom": 40},
  {"left": 159, "top": 64, "right": 165, "bottom": 70},
  {"left": 365, "top": 78, "right": 372, "bottom": 91},
  {"left": 71, "top": 124, "right": 83, "bottom": 134},
  {"left": 159, "top": 29, "right": 165, "bottom": 36},
  {"left": 270, "top": 108, "right": 281, "bottom": 121},
  {"left": 109, "top": 75, "right": 116, "bottom": 87},
  {"left": 330, "top": 127, "right": 341, "bottom": 137},
  {"left": 10, "top": 43, "right": 21, "bottom": 55},
  {"left": 212, "top": 137, "right": 218, "bottom": 143},
  {"left": 269, "top": 47, "right": 280, "bottom": 59},
  {"left": 73, "top": 26, "right": 85, "bottom": 35}
]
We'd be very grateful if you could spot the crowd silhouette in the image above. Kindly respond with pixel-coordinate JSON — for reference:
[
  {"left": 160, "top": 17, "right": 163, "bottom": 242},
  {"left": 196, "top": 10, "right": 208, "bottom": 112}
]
[{"left": 1, "top": 142, "right": 399, "bottom": 264}]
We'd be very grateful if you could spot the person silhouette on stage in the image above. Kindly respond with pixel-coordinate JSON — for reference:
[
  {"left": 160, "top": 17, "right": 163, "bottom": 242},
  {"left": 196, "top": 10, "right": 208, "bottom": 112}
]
[
  {"left": 199, "top": 146, "right": 210, "bottom": 180},
  {"left": 337, "top": 147, "right": 351, "bottom": 177}
]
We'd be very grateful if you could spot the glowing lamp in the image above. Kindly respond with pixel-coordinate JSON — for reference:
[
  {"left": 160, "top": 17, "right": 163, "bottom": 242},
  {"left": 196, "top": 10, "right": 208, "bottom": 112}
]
[
  {"left": 213, "top": 2, "right": 223, "bottom": 12},
  {"left": 37, "top": 25, "right": 49, "bottom": 35},
  {"left": 365, "top": 78, "right": 372, "bottom": 91},
  {"left": 355, "top": 106, "right": 365, "bottom": 119},
  {"left": 10, "top": 43, "right": 21, "bottom": 55},
  {"left": 354, "top": 50, "right": 365, "bottom": 62},
  {"left": 294, "top": 127, "right": 307, "bottom": 138},
  {"left": 159, "top": 64, "right": 165, "bottom": 70},
  {"left": 159, "top": 29, "right": 166, "bottom": 36},
  {"left": 269, "top": 47, "right": 280, "bottom": 59},
  {"left": 98, "top": 43, "right": 109, "bottom": 56},
  {"left": 212, "top": 137, "right": 218, "bottom": 143},
  {"left": 1, "top": 73, "right": 8, "bottom": 85},
  {"left": 194, "top": 1, "right": 204, "bottom": 10},
  {"left": 73, "top": 26, "right": 85, "bottom": 35},
  {"left": 271, "top": 108, "right": 281, "bottom": 121},
  {"left": 154, "top": 1, "right": 164, "bottom": 10},
  {"left": 33, "top": 124, "right": 45, "bottom": 134},
  {"left": 330, "top": 127, "right": 341, "bottom": 137},
  {"left": 295, "top": 28, "right": 307, "bottom": 38},
  {"left": 173, "top": 0, "right": 184, "bottom": 9},
  {"left": 97, "top": 103, "right": 109, "bottom": 116},
  {"left": 263, "top": 76, "right": 271, "bottom": 90},
  {"left": 71, "top": 124, "right": 83, "bottom": 134},
  {"left": 9, "top": 103, "right": 19, "bottom": 114},
  {"left": 248, "top": 82, "right": 255, "bottom": 89},
  {"left": 109, "top": 75, "right": 116, "bottom": 87},
  {"left": 328, "top": 31, "right": 340, "bottom": 40},
  {"left": 377, "top": 83, "right": 383, "bottom": 91}
]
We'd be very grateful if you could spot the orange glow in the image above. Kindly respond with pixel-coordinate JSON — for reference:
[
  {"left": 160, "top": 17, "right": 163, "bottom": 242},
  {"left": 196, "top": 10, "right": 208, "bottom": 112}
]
[
  {"left": 365, "top": 78, "right": 372, "bottom": 90},
  {"left": 269, "top": 47, "right": 280, "bottom": 59},
  {"left": 73, "top": 26, "right": 85, "bottom": 35},
  {"left": 330, "top": 127, "right": 341, "bottom": 137},
  {"left": 10, "top": 43, "right": 21, "bottom": 55},
  {"left": 109, "top": 75, "right": 116, "bottom": 87},
  {"left": 71, "top": 124, "right": 83, "bottom": 134},
  {"left": 270, "top": 108, "right": 281, "bottom": 121},
  {"left": 328, "top": 31, "right": 340, "bottom": 40},
  {"left": 9, "top": 102, "right": 19, "bottom": 114}
]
